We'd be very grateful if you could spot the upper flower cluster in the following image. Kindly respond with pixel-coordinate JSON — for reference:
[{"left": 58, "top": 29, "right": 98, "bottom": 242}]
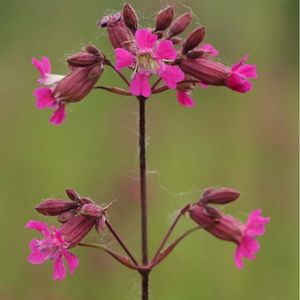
[{"left": 100, "top": 4, "right": 257, "bottom": 106}]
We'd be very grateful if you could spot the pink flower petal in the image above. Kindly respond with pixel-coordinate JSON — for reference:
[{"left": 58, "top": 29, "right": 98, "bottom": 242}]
[
  {"left": 33, "top": 87, "right": 56, "bottom": 109},
  {"left": 53, "top": 255, "right": 67, "bottom": 280},
  {"left": 115, "top": 48, "right": 135, "bottom": 71},
  {"left": 159, "top": 65, "right": 185, "bottom": 89},
  {"left": 63, "top": 250, "right": 79, "bottom": 275},
  {"left": 245, "top": 209, "right": 270, "bottom": 237},
  {"left": 28, "top": 239, "right": 48, "bottom": 264},
  {"left": 201, "top": 44, "right": 219, "bottom": 57},
  {"left": 32, "top": 57, "right": 51, "bottom": 81},
  {"left": 50, "top": 104, "right": 66, "bottom": 126},
  {"left": 234, "top": 246, "right": 244, "bottom": 269},
  {"left": 238, "top": 64, "right": 257, "bottom": 78},
  {"left": 25, "top": 220, "right": 49, "bottom": 235},
  {"left": 135, "top": 29, "right": 157, "bottom": 50},
  {"left": 232, "top": 54, "right": 250, "bottom": 72},
  {"left": 155, "top": 40, "right": 177, "bottom": 60},
  {"left": 225, "top": 73, "right": 253, "bottom": 93},
  {"left": 177, "top": 91, "right": 195, "bottom": 107},
  {"left": 129, "top": 72, "right": 151, "bottom": 97}
]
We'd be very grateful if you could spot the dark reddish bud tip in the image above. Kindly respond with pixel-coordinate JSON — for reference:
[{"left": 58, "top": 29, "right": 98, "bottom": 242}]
[
  {"left": 79, "top": 197, "right": 95, "bottom": 205},
  {"left": 186, "top": 49, "right": 206, "bottom": 59},
  {"left": 35, "top": 199, "right": 78, "bottom": 216},
  {"left": 155, "top": 6, "right": 174, "bottom": 32},
  {"left": 154, "top": 31, "right": 164, "bottom": 39},
  {"left": 98, "top": 13, "right": 122, "bottom": 28},
  {"left": 171, "top": 36, "right": 182, "bottom": 45},
  {"left": 65, "top": 188, "right": 80, "bottom": 201},
  {"left": 123, "top": 3, "right": 138, "bottom": 32},
  {"left": 200, "top": 187, "right": 240, "bottom": 205},
  {"left": 182, "top": 27, "right": 205, "bottom": 54},
  {"left": 168, "top": 12, "right": 193, "bottom": 37}
]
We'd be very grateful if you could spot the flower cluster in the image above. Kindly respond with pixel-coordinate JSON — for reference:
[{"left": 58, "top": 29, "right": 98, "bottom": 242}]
[
  {"left": 26, "top": 189, "right": 109, "bottom": 279},
  {"left": 188, "top": 187, "right": 270, "bottom": 269}
]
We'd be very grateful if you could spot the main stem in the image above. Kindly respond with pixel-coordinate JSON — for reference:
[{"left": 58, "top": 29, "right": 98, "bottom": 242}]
[{"left": 138, "top": 96, "right": 149, "bottom": 300}]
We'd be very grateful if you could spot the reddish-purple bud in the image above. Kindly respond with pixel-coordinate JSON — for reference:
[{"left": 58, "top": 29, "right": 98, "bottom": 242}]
[
  {"left": 179, "top": 58, "right": 230, "bottom": 85},
  {"left": 65, "top": 188, "right": 80, "bottom": 201},
  {"left": 182, "top": 27, "right": 205, "bottom": 54},
  {"left": 200, "top": 187, "right": 240, "bottom": 205},
  {"left": 122, "top": 3, "right": 138, "bottom": 32},
  {"left": 99, "top": 12, "right": 133, "bottom": 50},
  {"left": 35, "top": 199, "right": 79, "bottom": 216},
  {"left": 189, "top": 204, "right": 218, "bottom": 228},
  {"left": 155, "top": 6, "right": 174, "bottom": 32},
  {"left": 168, "top": 12, "right": 193, "bottom": 37},
  {"left": 81, "top": 203, "right": 103, "bottom": 218},
  {"left": 60, "top": 215, "right": 98, "bottom": 248},
  {"left": 67, "top": 46, "right": 104, "bottom": 67},
  {"left": 54, "top": 63, "right": 103, "bottom": 103}
]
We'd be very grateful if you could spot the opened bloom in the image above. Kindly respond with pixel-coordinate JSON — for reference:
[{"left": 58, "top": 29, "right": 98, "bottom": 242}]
[
  {"left": 115, "top": 28, "right": 184, "bottom": 97},
  {"left": 26, "top": 220, "right": 79, "bottom": 280},
  {"left": 189, "top": 204, "right": 270, "bottom": 269},
  {"left": 225, "top": 54, "right": 257, "bottom": 93}
]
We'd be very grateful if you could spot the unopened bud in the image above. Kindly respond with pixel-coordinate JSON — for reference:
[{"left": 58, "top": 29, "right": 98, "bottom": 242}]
[
  {"left": 188, "top": 204, "right": 217, "bottom": 228},
  {"left": 155, "top": 6, "right": 174, "bottom": 32},
  {"left": 35, "top": 199, "right": 79, "bottom": 216},
  {"left": 179, "top": 58, "right": 230, "bottom": 85},
  {"left": 67, "top": 45, "right": 103, "bottom": 67},
  {"left": 182, "top": 27, "right": 205, "bottom": 54},
  {"left": 65, "top": 188, "right": 80, "bottom": 201},
  {"left": 123, "top": 3, "right": 138, "bottom": 32},
  {"left": 81, "top": 203, "right": 103, "bottom": 218},
  {"left": 99, "top": 12, "right": 133, "bottom": 50},
  {"left": 200, "top": 187, "right": 240, "bottom": 205},
  {"left": 168, "top": 12, "right": 193, "bottom": 37}
]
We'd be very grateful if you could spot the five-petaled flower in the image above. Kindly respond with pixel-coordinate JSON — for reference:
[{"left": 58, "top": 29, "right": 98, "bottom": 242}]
[
  {"left": 26, "top": 220, "right": 79, "bottom": 280},
  {"left": 115, "top": 28, "right": 185, "bottom": 98}
]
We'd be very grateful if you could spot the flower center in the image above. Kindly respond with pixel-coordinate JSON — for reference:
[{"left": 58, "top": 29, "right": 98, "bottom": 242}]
[{"left": 136, "top": 52, "right": 159, "bottom": 73}]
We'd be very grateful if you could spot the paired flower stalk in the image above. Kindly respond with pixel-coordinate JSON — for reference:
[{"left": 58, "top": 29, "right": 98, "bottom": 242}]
[{"left": 28, "top": 3, "right": 268, "bottom": 300}]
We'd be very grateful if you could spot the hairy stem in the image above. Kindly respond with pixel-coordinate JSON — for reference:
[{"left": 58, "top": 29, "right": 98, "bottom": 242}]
[
  {"left": 138, "top": 96, "right": 150, "bottom": 300},
  {"left": 105, "top": 220, "right": 138, "bottom": 265},
  {"left": 94, "top": 85, "right": 131, "bottom": 96}
]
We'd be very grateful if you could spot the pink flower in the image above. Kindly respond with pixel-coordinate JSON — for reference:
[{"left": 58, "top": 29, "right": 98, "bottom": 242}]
[
  {"left": 189, "top": 205, "right": 270, "bottom": 269},
  {"left": 26, "top": 220, "right": 79, "bottom": 280},
  {"left": 234, "top": 209, "right": 270, "bottom": 269},
  {"left": 225, "top": 54, "right": 257, "bottom": 93},
  {"left": 115, "top": 28, "right": 184, "bottom": 97}
]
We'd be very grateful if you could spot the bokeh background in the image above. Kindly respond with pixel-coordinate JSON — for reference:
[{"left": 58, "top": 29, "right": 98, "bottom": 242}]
[{"left": 0, "top": 0, "right": 298, "bottom": 299}]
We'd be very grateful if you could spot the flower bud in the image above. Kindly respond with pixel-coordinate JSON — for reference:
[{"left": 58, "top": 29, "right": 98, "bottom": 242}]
[
  {"left": 35, "top": 199, "right": 79, "bottom": 216},
  {"left": 179, "top": 58, "right": 230, "bottom": 85},
  {"left": 168, "top": 12, "right": 193, "bottom": 37},
  {"left": 60, "top": 215, "right": 98, "bottom": 248},
  {"left": 182, "top": 27, "right": 205, "bottom": 54},
  {"left": 67, "top": 45, "right": 104, "bottom": 67},
  {"left": 99, "top": 12, "right": 133, "bottom": 50},
  {"left": 81, "top": 203, "right": 103, "bottom": 218},
  {"left": 54, "top": 63, "right": 103, "bottom": 103},
  {"left": 65, "top": 188, "right": 80, "bottom": 201},
  {"left": 122, "top": 3, "right": 138, "bottom": 32},
  {"left": 171, "top": 36, "right": 182, "bottom": 45},
  {"left": 188, "top": 204, "right": 217, "bottom": 228},
  {"left": 186, "top": 49, "right": 206, "bottom": 59},
  {"left": 200, "top": 187, "right": 240, "bottom": 205},
  {"left": 155, "top": 6, "right": 174, "bottom": 32}
]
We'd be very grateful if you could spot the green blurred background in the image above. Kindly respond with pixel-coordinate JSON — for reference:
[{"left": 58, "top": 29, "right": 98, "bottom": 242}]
[{"left": 0, "top": 0, "right": 298, "bottom": 299}]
